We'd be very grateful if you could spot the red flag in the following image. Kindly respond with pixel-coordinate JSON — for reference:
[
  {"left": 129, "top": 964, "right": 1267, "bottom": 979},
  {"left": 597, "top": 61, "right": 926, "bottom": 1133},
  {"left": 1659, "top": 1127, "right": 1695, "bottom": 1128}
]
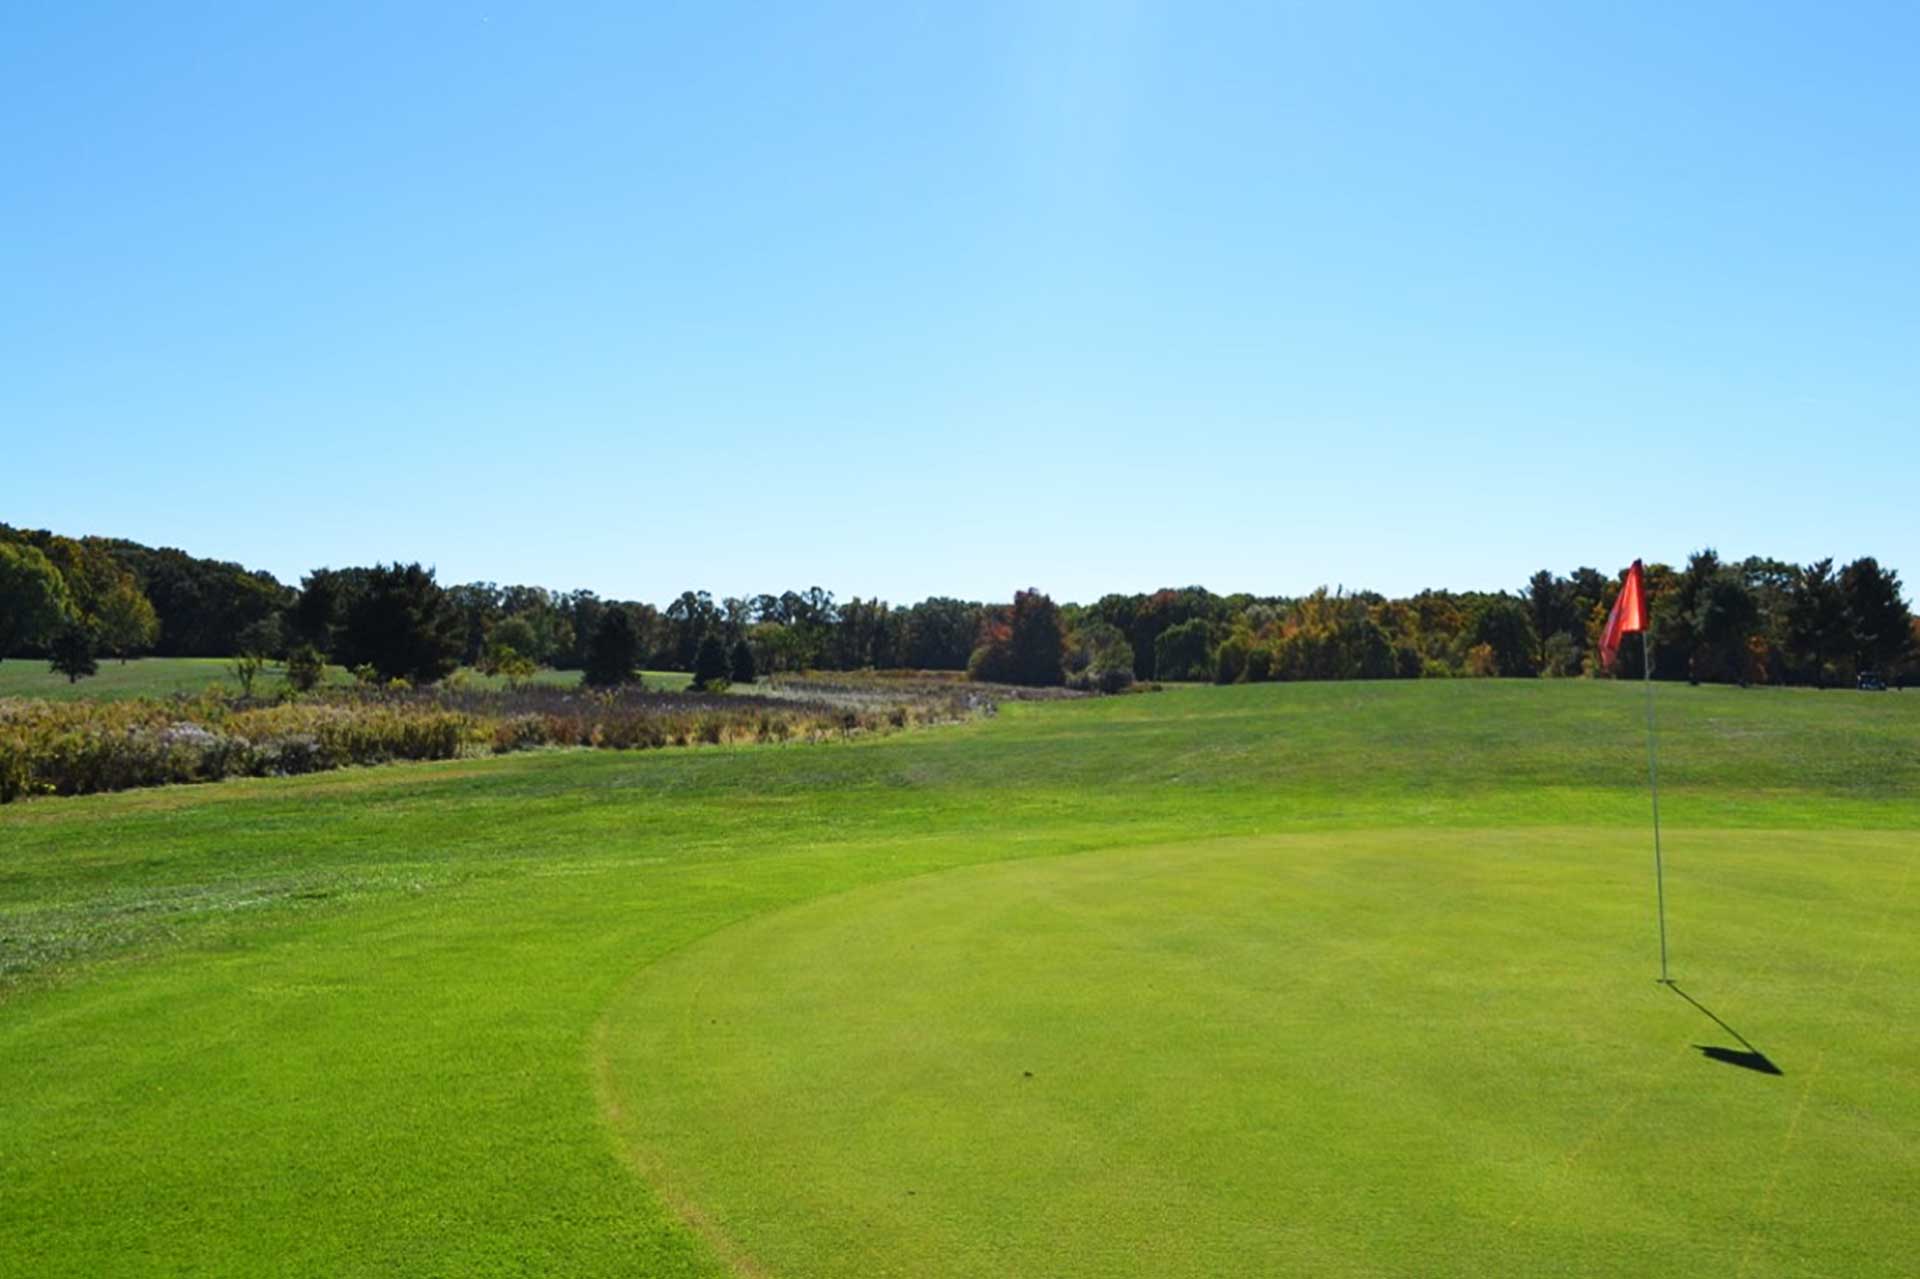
[{"left": 1599, "top": 560, "right": 1647, "bottom": 670}]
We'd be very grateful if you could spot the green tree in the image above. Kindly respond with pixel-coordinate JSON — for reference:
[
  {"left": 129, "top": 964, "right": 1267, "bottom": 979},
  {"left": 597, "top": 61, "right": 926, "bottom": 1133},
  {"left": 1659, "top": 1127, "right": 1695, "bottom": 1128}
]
[
  {"left": 1524, "top": 570, "right": 1578, "bottom": 665},
  {"left": 486, "top": 617, "right": 541, "bottom": 672},
  {"left": 335, "top": 564, "right": 465, "bottom": 685},
  {"left": 1786, "top": 559, "right": 1852, "bottom": 686},
  {"left": 729, "top": 637, "right": 757, "bottom": 684},
  {"left": 665, "top": 591, "right": 721, "bottom": 670},
  {"left": 1153, "top": 618, "right": 1214, "bottom": 681},
  {"left": 290, "top": 567, "right": 368, "bottom": 651},
  {"left": 1665, "top": 550, "right": 1760, "bottom": 684},
  {"left": 238, "top": 615, "right": 286, "bottom": 660},
  {"left": 48, "top": 621, "right": 99, "bottom": 684},
  {"left": 1007, "top": 589, "right": 1066, "bottom": 687},
  {"left": 1468, "top": 598, "right": 1540, "bottom": 677},
  {"left": 966, "top": 613, "right": 1014, "bottom": 683},
  {"left": 1839, "top": 558, "right": 1912, "bottom": 675},
  {"left": 904, "top": 597, "right": 983, "bottom": 670},
  {"left": 691, "top": 633, "right": 730, "bottom": 691},
  {"left": 94, "top": 575, "right": 160, "bottom": 662},
  {"left": 583, "top": 609, "right": 642, "bottom": 688},
  {"left": 0, "top": 542, "right": 73, "bottom": 661},
  {"left": 1214, "top": 633, "right": 1251, "bottom": 684}
]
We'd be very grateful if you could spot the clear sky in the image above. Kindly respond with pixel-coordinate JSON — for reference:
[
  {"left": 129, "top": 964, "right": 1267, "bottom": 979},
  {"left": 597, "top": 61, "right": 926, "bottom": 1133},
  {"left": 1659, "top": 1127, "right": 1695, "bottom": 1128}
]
[{"left": 4, "top": 3, "right": 1915, "bottom": 605}]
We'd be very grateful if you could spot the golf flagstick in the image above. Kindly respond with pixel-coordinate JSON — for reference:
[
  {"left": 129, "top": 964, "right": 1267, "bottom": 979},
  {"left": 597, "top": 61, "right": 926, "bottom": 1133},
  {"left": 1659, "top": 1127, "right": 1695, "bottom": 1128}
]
[
  {"left": 1642, "top": 627, "right": 1670, "bottom": 985},
  {"left": 1600, "top": 559, "right": 1669, "bottom": 983}
]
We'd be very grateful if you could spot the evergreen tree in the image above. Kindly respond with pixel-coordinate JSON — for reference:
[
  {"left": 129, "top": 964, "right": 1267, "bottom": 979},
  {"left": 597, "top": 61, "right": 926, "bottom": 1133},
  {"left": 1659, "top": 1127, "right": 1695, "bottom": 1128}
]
[
  {"left": 691, "top": 633, "right": 730, "bottom": 690},
  {"left": 729, "top": 637, "right": 757, "bottom": 684},
  {"left": 1786, "top": 559, "right": 1852, "bottom": 685},
  {"left": 285, "top": 643, "right": 327, "bottom": 692},
  {"left": 1839, "top": 558, "right": 1912, "bottom": 675},
  {"left": 583, "top": 609, "right": 642, "bottom": 688},
  {"left": 335, "top": 563, "right": 465, "bottom": 685}
]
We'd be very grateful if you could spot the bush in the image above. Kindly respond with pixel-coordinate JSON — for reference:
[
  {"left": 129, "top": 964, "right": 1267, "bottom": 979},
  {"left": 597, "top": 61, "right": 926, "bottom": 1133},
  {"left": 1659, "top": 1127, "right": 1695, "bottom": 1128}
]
[
  {"left": 0, "top": 675, "right": 1018, "bottom": 804},
  {"left": 967, "top": 641, "right": 1013, "bottom": 683},
  {"left": 286, "top": 644, "right": 327, "bottom": 692},
  {"left": 229, "top": 652, "right": 266, "bottom": 697}
]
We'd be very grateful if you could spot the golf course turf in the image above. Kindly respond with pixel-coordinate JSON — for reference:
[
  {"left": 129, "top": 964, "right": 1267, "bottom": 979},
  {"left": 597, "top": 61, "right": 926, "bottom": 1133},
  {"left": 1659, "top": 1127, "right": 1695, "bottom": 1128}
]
[{"left": 3, "top": 680, "right": 1916, "bottom": 1276}]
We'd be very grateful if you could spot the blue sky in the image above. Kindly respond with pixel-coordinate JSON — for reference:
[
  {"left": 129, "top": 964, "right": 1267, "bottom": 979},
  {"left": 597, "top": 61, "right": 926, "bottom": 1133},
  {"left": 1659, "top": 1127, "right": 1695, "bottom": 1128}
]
[{"left": 4, "top": 2, "right": 1914, "bottom": 604}]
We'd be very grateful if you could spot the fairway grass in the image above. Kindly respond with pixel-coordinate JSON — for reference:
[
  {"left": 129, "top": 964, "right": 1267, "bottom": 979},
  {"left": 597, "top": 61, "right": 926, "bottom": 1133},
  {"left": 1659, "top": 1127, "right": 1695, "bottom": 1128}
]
[{"left": 2, "top": 680, "right": 1915, "bottom": 1276}]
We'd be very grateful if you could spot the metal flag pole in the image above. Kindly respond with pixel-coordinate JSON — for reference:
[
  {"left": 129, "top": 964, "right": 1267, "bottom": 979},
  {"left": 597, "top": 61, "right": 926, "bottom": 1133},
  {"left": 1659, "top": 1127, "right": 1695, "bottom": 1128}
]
[{"left": 1642, "top": 627, "right": 1671, "bottom": 984}]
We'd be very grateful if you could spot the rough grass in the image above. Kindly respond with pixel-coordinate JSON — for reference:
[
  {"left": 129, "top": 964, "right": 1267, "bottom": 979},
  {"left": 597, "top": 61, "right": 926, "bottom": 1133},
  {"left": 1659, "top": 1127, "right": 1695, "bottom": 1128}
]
[{"left": 1, "top": 680, "right": 1915, "bottom": 1276}]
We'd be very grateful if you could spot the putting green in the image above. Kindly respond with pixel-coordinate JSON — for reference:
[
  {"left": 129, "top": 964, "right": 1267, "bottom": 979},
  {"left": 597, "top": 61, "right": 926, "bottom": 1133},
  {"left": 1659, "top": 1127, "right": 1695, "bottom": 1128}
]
[{"left": 598, "top": 828, "right": 1918, "bottom": 1278}]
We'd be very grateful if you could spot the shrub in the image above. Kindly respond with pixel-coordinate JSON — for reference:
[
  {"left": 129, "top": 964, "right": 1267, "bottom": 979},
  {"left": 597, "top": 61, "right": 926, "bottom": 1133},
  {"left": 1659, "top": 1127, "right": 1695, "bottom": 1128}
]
[
  {"left": 967, "top": 641, "right": 1013, "bottom": 683},
  {"left": 489, "top": 646, "right": 538, "bottom": 688},
  {"left": 0, "top": 675, "right": 1024, "bottom": 803},
  {"left": 286, "top": 644, "right": 327, "bottom": 692},
  {"left": 230, "top": 652, "right": 267, "bottom": 697}
]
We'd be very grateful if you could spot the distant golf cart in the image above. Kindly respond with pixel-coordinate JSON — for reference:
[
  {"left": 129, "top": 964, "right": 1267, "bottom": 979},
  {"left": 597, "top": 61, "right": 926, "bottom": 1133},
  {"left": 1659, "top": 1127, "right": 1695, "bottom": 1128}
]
[{"left": 1857, "top": 671, "right": 1887, "bottom": 692}]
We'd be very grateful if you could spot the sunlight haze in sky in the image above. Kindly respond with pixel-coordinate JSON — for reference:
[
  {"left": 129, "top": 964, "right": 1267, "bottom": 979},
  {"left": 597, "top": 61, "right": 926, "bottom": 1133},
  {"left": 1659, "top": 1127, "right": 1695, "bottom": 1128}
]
[{"left": 5, "top": 2, "right": 1915, "bottom": 603}]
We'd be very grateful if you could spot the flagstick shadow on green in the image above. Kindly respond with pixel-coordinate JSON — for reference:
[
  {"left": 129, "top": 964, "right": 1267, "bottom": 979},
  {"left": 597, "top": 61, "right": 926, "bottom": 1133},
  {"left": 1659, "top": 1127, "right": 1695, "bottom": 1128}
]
[{"left": 1668, "top": 983, "right": 1784, "bottom": 1076}]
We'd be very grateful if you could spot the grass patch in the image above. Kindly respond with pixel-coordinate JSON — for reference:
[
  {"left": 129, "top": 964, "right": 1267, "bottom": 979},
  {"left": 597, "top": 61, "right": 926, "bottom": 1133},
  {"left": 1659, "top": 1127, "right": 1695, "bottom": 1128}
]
[
  {"left": 1, "top": 680, "right": 1915, "bottom": 1275},
  {"left": 0, "top": 656, "right": 694, "bottom": 701}
]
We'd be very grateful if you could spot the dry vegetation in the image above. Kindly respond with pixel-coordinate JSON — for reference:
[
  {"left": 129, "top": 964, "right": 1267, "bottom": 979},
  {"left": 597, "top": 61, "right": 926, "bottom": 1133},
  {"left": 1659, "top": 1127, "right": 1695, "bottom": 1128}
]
[{"left": 0, "top": 673, "right": 1080, "bottom": 803}]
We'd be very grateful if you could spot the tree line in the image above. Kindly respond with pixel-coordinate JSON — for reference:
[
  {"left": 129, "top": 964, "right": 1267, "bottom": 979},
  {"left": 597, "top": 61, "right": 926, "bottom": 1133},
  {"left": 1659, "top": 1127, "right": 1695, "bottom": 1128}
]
[{"left": 2, "top": 522, "right": 1913, "bottom": 690}]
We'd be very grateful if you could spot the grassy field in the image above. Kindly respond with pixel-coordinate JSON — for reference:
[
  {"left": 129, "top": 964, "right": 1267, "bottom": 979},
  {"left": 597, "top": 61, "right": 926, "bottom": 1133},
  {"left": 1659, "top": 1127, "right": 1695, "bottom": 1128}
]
[
  {"left": 2, "top": 681, "right": 1915, "bottom": 1276},
  {"left": 0, "top": 655, "right": 691, "bottom": 699}
]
